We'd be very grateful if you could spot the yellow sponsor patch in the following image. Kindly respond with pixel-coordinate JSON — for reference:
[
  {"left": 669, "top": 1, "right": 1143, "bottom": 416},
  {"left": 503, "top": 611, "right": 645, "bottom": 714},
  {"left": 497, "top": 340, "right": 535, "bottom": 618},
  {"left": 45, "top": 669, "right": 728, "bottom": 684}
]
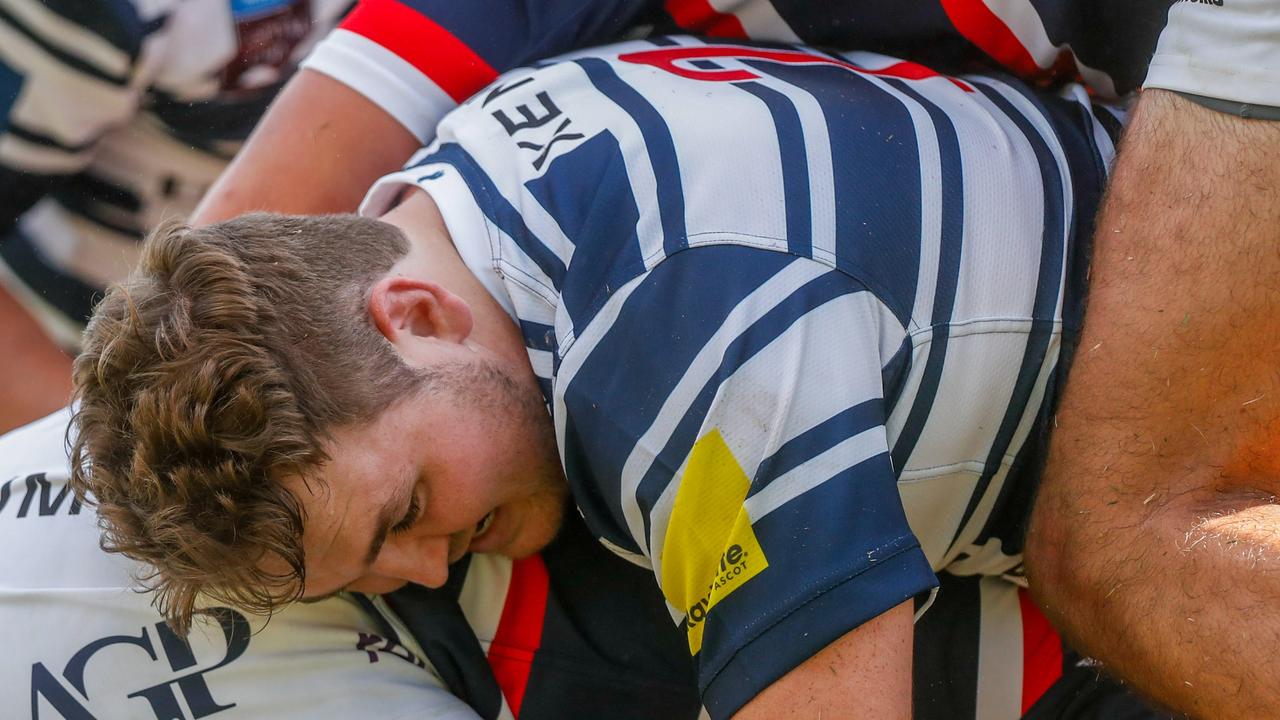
[{"left": 661, "top": 429, "right": 769, "bottom": 655}]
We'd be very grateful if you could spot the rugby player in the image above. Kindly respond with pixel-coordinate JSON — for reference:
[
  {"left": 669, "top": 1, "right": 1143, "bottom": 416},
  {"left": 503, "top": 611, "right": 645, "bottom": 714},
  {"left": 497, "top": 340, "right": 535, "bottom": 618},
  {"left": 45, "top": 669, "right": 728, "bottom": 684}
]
[
  {"left": 185, "top": 3, "right": 1280, "bottom": 715},
  {"left": 194, "top": 0, "right": 1171, "bottom": 222},
  {"left": 71, "top": 40, "right": 1131, "bottom": 717}
]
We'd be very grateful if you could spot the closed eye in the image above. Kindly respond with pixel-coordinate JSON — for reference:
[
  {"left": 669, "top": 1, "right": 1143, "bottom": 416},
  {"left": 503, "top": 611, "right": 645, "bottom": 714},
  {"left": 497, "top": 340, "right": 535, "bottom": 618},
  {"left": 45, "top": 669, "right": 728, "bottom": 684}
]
[{"left": 390, "top": 493, "right": 421, "bottom": 535}]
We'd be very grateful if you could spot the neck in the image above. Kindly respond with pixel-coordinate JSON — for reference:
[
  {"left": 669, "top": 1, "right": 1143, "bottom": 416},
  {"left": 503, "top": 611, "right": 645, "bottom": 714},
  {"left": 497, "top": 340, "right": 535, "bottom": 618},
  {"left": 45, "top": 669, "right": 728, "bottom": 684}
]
[{"left": 381, "top": 188, "right": 529, "bottom": 369}]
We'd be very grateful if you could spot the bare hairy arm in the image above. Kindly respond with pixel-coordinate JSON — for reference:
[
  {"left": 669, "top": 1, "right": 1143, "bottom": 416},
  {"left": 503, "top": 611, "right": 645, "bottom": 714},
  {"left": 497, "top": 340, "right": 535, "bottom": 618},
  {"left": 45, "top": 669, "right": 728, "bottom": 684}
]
[
  {"left": 191, "top": 69, "right": 420, "bottom": 225},
  {"left": 733, "top": 600, "right": 913, "bottom": 720},
  {"left": 1027, "top": 89, "right": 1280, "bottom": 717}
]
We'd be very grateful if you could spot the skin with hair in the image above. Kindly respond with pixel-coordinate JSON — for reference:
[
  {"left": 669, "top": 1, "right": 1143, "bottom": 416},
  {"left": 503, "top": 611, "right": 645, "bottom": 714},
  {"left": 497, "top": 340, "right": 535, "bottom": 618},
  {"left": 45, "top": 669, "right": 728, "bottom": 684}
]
[
  {"left": 193, "top": 71, "right": 419, "bottom": 225},
  {"left": 1026, "top": 89, "right": 1280, "bottom": 717}
]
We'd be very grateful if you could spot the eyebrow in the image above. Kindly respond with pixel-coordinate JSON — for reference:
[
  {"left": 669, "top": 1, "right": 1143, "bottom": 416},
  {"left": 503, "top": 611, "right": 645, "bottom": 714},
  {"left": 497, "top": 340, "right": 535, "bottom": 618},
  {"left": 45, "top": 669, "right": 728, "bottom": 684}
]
[
  {"left": 303, "top": 478, "right": 416, "bottom": 602},
  {"left": 364, "top": 481, "right": 413, "bottom": 567}
]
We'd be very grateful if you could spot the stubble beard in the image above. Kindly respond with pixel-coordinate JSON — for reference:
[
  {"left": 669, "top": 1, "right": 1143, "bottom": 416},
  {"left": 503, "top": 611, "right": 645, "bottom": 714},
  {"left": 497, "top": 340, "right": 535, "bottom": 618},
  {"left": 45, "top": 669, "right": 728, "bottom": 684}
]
[{"left": 452, "top": 353, "right": 569, "bottom": 557}]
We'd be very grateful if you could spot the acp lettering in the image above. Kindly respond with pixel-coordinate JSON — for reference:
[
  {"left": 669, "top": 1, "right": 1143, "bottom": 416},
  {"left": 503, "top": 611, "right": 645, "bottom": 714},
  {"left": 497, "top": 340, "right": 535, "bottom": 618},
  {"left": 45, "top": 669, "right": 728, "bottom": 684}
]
[{"left": 31, "top": 608, "right": 249, "bottom": 719}]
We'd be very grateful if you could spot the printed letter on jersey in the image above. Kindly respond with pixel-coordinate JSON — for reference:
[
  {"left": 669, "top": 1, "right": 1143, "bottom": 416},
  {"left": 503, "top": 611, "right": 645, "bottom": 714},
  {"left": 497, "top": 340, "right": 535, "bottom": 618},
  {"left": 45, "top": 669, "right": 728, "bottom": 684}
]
[{"left": 661, "top": 429, "right": 768, "bottom": 655}]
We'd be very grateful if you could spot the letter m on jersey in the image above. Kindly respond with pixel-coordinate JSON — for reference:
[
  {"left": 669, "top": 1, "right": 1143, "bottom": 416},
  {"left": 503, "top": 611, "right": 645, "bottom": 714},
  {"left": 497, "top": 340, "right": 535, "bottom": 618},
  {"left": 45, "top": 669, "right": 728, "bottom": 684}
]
[{"left": 661, "top": 429, "right": 768, "bottom": 655}]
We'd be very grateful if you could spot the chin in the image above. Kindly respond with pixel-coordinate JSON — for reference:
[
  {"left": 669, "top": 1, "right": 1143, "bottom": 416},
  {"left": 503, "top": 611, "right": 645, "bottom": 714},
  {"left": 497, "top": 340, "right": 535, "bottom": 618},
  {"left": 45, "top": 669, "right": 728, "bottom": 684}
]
[{"left": 507, "top": 491, "right": 568, "bottom": 559}]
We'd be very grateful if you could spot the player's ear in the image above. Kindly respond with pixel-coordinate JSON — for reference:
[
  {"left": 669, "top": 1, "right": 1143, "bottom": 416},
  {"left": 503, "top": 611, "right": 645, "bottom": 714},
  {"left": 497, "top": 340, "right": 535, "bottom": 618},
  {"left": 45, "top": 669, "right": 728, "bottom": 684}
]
[{"left": 368, "top": 276, "right": 474, "bottom": 348}]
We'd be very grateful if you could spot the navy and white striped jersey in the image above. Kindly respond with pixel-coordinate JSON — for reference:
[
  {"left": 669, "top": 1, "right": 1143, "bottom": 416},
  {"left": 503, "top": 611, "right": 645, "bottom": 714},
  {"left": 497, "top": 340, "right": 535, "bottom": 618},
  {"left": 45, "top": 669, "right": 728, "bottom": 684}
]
[
  {"left": 306, "top": 0, "right": 1168, "bottom": 142},
  {"left": 363, "top": 38, "right": 1120, "bottom": 718},
  {"left": 0, "top": 0, "right": 349, "bottom": 340}
]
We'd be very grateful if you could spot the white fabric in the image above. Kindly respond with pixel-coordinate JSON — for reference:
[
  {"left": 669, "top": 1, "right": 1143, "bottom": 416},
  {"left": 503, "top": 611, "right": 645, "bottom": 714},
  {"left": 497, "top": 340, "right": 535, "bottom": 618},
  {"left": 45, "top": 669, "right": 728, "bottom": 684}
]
[
  {"left": 1146, "top": 0, "right": 1280, "bottom": 108},
  {"left": 302, "top": 29, "right": 458, "bottom": 143},
  {"left": 1, "top": 409, "right": 479, "bottom": 720}
]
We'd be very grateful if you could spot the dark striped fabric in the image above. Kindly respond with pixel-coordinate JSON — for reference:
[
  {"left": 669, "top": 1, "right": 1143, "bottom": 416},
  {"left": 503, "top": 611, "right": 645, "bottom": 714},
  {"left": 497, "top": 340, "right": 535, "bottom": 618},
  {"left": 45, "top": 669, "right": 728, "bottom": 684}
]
[
  {"left": 0, "top": 0, "right": 349, "bottom": 335},
  {"left": 399, "top": 519, "right": 1174, "bottom": 719},
  {"left": 305, "top": 0, "right": 1171, "bottom": 143}
]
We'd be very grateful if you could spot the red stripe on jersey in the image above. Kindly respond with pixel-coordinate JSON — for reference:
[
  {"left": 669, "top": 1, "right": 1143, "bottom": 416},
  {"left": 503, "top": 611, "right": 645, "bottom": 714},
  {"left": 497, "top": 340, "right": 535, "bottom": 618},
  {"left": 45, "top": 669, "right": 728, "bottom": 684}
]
[
  {"left": 487, "top": 555, "right": 551, "bottom": 717},
  {"left": 1018, "top": 587, "right": 1064, "bottom": 713},
  {"left": 939, "top": 0, "right": 1041, "bottom": 78},
  {"left": 664, "top": 0, "right": 748, "bottom": 38},
  {"left": 620, "top": 46, "right": 974, "bottom": 92},
  {"left": 339, "top": 0, "right": 498, "bottom": 102}
]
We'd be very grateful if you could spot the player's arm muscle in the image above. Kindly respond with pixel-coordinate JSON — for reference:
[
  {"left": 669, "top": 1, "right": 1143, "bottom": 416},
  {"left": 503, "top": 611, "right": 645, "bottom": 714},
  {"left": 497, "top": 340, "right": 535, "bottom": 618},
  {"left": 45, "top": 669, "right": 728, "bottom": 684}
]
[
  {"left": 733, "top": 600, "right": 913, "bottom": 719},
  {"left": 191, "top": 69, "right": 419, "bottom": 224},
  {"left": 1026, "top": 89, "right": 1280, "bottom": 717}
]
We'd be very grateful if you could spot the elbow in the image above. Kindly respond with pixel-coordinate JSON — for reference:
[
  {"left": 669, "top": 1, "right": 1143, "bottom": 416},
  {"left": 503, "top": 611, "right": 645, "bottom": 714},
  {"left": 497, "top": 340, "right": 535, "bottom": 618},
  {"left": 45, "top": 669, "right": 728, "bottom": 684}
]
[
  {"left": 1022, "top": 480, "right": 1106, "bottom": 644},
  {"left": 1023, "top": 496, "right": 1074, "bottom": 611}
]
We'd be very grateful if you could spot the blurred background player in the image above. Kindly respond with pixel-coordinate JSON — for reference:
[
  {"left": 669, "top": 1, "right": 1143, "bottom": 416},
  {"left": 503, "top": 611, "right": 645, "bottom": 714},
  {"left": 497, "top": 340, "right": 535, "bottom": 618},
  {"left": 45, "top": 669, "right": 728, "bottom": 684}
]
[
  {"left": 0, "top": 0, "right": 350, "bottom": 432},
  {"left": 194, "top": 0, "right": 1174, "bottom": 223}
]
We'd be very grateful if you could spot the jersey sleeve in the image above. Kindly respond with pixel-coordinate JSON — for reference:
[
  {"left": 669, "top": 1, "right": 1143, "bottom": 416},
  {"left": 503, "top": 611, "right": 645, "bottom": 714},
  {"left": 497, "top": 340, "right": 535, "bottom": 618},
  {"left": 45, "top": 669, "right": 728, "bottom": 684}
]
[
  {"left": 555, "top": 246, "right": 938, "bottom": 718},
  {"left": 0, "top": 0, "right": 149, "bottom": 235},
  {"left": 1144, "top": 0, "right": 1280, "bottom": 117},
  {"left": 299, "top": 0, "right": 657, "bottom": 141}
]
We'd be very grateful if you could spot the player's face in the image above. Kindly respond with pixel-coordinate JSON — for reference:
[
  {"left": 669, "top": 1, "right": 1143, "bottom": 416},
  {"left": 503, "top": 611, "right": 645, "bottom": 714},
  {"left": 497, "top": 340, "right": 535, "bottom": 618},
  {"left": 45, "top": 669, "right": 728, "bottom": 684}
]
[{"left": 285, "top": 355, "right": 567, "bottom": 598}]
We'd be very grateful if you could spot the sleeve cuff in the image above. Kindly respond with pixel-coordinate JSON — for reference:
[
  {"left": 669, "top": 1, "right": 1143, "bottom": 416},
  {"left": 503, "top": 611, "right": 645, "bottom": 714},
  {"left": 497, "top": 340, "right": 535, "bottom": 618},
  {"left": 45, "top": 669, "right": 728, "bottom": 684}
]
[
  {"left": 1145, "top": 58, "right": 1280, "bottom": 115},
  {"left": 1143, "top": 0, "right": 1280, "bottom": 112},
  {"left": 700, "top": 541, "right": 937, "bottom": 719},
  {"left": 300, "top": 29, "right": 457, "bottom": 143}
]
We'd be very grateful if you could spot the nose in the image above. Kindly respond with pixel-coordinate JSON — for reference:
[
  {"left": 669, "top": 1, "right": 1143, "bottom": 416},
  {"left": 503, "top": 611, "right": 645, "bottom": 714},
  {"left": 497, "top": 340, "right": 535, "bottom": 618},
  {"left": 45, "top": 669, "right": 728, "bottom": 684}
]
[{"left": 368, "top": 533, "right": 452, "bottom": 589}]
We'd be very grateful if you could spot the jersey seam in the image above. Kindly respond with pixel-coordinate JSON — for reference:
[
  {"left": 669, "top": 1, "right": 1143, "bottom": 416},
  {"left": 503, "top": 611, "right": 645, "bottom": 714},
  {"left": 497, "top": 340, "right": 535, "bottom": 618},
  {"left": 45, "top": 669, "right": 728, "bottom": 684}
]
[
  {"left": 461, "top": 159, "right": 560, "bottom": 309},
  {"left": 642, "top": 236, "right": 921, "bottom": 339},
  {"left": 701, "top": 533, "right": 923, "bottom": 693},
  {"left": 551, "top": 237, "right": 869, "bottom": 360},
  {"left": 644, "top": 231, "right": 841, "bottom": 271},
  {"left": 908, "top": 316, "right": 1064, "bottom": 342},
  {"left": 493, "top": 257, "right": 559, "bottom": 309}
]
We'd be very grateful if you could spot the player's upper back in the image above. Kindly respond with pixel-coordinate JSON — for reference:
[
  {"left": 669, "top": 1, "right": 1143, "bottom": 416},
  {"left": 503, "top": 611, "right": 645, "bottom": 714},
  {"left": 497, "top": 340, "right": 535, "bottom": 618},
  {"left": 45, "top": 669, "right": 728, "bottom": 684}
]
[{"left": 380, "top": 37, "right": 1117, "bottom": 345}]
